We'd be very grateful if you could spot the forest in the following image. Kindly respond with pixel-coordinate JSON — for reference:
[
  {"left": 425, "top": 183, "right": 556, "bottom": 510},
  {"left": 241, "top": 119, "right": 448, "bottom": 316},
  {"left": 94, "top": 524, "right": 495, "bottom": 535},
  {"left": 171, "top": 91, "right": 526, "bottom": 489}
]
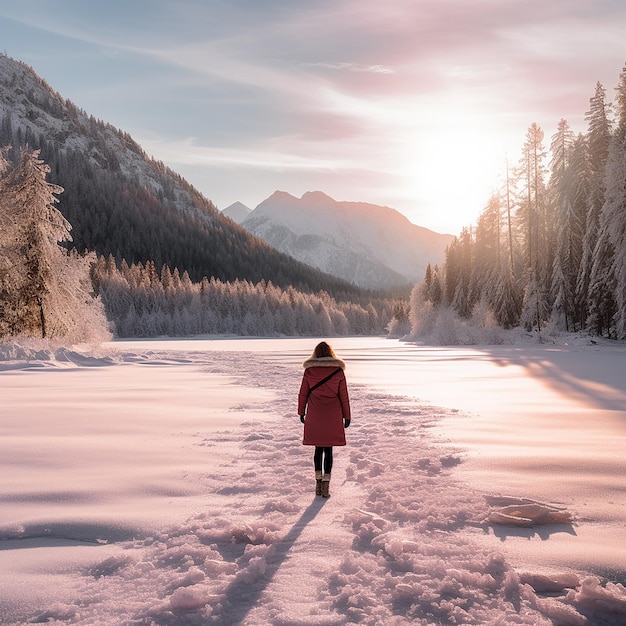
[
  {"left": 4, "top": 52, "right": 626, "bottom": 343},
  {"left": 0, "top": 54, "right": 363, "bottom": 301},
  {"left": 411, "top": 64, "right": 626, "bottom": 342},
  {"left": 0, "top": 146, "right": 395, "bottom": 341},
  {"left": 91, "top": 256, "right": 396, "bottom": 338},
  {"left": 1, "top": 54, "right": 399, "bottom": 342}
]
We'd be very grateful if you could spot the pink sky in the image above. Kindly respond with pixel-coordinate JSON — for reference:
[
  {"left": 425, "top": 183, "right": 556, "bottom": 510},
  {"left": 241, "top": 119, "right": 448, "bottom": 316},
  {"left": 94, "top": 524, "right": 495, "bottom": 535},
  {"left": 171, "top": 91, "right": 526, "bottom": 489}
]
[{"left": 1, "top": 0, "right": 625, "bottom": 233}]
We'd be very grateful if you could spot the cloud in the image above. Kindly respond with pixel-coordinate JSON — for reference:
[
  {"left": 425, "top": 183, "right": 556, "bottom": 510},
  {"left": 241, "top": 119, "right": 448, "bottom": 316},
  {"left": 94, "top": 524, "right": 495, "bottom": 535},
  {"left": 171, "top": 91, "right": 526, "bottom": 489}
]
[
  {"left": 139, "top": 136, "right": 361, "bottom": 173},
  {"left": 305, "top": 62, "right": 396, "bottom": 75},
  {"left": 2, "top": 0, "right": 626, "bottom": 232}
]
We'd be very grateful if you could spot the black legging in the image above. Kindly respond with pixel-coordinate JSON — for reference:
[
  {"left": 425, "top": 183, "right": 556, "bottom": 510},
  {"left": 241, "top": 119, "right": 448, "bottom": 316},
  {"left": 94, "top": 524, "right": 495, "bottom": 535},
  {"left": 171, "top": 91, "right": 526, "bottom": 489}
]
[{"left": 314, "top": 446, "right": 333, "bottom": 475}]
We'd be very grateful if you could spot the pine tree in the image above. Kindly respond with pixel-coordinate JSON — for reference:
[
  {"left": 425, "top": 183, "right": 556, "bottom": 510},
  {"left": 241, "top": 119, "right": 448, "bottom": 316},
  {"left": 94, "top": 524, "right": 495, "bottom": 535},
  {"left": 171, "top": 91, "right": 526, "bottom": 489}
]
[
  {"left": 0, "top": 148, "right": 69, "bottom": 337},
  {"left": 578, "top": 82, "right": 611, "bottom": 329},
  {"left": 566, "top": 135, "right": 592, "bottom": 329},
  {"left": 2, "top": 148, "right": 109, "bottom": 341},
  {"left": 549, "top": 119, "right": 578, "bottom": 330},
  {"left": 491, "top": 261, "right": 523, "bottom": 329},
  {"left": 421, "top": 263, "right": 443, "bottom": 308},
  {"left": 599, "top": 64, "right": 626, "bottom": 337},
  {"left": 517, "top": 123, "right": 549, "bottom": 330},
  {"left": 473, "top": 194, "right": 502, "bottom": 307},
  {"left": 445, "top": 227, "right": 475, "bottom": 318}
]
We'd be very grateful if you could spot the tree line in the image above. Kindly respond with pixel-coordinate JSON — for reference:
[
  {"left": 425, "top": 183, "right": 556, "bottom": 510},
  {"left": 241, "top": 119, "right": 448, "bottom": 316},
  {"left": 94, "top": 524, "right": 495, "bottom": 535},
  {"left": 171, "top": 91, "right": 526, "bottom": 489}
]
[
  {"left": 91, "top": 255, "right": 396, "bottom": 338},
  {"left": 413, "top": 64, "right": 626, "bottom": 341},
  {"left": 2, "top": 55, "right": 402, "bottom": 342},
  {"left": 0, "top": 144, "right": 399, "bottom": 342}
]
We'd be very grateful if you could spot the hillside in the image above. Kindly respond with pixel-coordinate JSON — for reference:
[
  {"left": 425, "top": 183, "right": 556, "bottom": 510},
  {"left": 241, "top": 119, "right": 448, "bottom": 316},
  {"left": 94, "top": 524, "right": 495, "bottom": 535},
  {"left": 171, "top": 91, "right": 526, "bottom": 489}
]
[
  {"left": 240, "top": 191, "right": 453, "bottom": 290},
  {"left": 0, "top": 54, "right": 361, "bottom": 298}
]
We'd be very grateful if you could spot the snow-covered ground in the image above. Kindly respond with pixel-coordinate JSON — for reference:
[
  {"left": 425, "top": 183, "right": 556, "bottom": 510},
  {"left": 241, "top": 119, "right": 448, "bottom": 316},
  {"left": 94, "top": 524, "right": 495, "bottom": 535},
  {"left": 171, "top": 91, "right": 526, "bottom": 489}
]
[{"left": 1, "top": 336, "right": 625, "bottom": 625}]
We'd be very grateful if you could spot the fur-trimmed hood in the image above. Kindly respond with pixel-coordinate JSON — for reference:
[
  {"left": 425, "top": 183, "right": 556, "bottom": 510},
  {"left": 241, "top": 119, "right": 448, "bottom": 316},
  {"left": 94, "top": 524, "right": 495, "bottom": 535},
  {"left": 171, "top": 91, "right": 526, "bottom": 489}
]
[{"left": 303, "top": 356, "right": 346, "bottom": 370}]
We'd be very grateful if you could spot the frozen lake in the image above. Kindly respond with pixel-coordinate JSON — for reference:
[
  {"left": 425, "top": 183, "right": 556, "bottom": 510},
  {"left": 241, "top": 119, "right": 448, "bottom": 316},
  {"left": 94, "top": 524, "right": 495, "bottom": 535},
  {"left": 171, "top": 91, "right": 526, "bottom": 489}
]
[
  {"left": 155, "top": 336, "right": 626, "bottom": 574},
  {"left": 1, "top": 336, "right": 625, "bottom": 624}
]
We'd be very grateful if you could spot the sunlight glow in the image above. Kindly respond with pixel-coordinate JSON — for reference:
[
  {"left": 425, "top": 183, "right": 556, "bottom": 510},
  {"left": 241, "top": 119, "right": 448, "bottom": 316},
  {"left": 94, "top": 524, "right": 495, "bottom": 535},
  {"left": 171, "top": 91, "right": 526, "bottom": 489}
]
[{"left": 406, "top": 125, "right": 508, "bottom": 234}]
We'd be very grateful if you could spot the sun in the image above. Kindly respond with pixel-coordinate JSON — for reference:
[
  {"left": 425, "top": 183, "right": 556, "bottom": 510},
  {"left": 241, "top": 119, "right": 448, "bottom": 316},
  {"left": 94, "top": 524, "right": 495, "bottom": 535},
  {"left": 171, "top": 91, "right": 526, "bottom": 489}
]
[{"left": 405, "top": 125, "right": 510, "bottom": 234}]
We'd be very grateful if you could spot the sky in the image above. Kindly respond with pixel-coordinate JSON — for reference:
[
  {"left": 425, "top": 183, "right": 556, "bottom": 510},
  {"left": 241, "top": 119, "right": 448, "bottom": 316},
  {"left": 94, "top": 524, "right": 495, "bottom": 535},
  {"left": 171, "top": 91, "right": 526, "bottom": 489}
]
[{"left": 0, "top": 0, "right": 625, "bottom": 235}]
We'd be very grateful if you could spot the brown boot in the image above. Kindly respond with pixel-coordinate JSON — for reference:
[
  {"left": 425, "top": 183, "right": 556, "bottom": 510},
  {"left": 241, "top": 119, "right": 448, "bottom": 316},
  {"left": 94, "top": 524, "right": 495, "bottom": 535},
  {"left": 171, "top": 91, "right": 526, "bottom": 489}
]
[
  {"left": 315, "top": 471, "right": 323, "bottom": 496},
  {"left": 321, "top": 474, "right": 331, "bottom": 498}
]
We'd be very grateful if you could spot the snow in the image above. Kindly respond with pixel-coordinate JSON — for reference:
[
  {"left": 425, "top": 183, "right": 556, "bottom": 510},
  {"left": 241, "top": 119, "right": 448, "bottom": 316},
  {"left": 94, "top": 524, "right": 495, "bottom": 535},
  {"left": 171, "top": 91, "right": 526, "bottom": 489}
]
[
  {"left": 241, "top": 191, "right": 451, "bottom": 289},
  {"left": 1, "top": 336, "right": 625, "bottom": 625}
]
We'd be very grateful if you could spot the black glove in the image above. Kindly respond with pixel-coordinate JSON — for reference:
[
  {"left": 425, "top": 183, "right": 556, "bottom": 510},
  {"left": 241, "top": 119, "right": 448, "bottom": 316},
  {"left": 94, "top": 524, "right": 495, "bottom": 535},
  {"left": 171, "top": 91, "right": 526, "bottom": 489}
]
[
  {"left": 300, "top": 415, "right": 305, "bottom": 423},
  {"left": 344, "top": 418, "right": 351, "bottom": 428}
]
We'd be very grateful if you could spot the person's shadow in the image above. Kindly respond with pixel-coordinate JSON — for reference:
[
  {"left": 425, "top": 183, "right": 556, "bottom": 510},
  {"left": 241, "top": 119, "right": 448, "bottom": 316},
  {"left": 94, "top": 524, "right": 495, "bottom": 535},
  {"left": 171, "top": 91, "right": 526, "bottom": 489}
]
[{"left": 198, "top": 496, "right": 329, "bottom": 624}]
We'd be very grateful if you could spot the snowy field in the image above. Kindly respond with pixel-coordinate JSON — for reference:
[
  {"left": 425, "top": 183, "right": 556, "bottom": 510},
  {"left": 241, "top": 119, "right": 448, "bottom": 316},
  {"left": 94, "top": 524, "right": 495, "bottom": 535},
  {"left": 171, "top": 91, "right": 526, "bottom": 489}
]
[{"left": 1, "top": 336, "right": 626, "bottom": 625}]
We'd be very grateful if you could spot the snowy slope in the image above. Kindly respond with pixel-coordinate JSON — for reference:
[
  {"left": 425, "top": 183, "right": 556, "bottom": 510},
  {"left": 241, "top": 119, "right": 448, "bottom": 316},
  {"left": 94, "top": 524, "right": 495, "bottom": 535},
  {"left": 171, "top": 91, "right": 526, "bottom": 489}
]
[
  {"left": 241, "top": 191, "right": 453, "bottom": 290},
  {"left": 0, "top": 55, "right": 204, "bottom": 216}
]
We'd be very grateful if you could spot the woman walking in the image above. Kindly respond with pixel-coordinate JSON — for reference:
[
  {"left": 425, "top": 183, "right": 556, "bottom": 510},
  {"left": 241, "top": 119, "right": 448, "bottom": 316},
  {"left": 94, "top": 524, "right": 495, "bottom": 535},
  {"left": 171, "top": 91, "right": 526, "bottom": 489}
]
[{"left": 298, "top": 341, "right": 351, "bottom": 498}]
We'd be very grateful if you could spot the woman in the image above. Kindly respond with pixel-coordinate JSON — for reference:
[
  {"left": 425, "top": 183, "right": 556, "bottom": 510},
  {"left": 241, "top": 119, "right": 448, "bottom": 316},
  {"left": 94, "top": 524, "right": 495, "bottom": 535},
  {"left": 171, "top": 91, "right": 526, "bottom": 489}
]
[{"left": 298, "top": 341, "right": 351, "bottom": 498}]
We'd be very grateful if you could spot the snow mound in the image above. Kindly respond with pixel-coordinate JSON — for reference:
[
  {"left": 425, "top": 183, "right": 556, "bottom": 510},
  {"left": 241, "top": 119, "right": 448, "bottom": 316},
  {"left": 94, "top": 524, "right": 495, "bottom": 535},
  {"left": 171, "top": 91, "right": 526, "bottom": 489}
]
[
  {"left": 487, "top": 497, "right": 573, "bottom": 527},
  {"left": 0, "top": 339, "right": 115, "bottom": 368}
]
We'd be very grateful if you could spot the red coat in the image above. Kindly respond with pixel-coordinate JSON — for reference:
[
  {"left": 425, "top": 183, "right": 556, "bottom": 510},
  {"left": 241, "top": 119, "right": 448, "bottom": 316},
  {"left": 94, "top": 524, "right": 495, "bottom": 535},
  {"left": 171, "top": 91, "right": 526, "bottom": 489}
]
[{"left": 298, "top": 357, "right": 351, "bottom": 447}]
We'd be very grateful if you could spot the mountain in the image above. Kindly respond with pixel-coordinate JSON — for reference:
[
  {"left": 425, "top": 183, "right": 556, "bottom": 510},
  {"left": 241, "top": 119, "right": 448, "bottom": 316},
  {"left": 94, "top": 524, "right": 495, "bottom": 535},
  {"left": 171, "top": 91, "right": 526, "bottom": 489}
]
[
  {"left": 0, "top": 54, "right": 361, "bottom": 298},
  {"left": 222, "top": 201, "right": 252, "bottom": 224},
  {"left": 240, "top": 191, "right": 453, "bottom": 290}
]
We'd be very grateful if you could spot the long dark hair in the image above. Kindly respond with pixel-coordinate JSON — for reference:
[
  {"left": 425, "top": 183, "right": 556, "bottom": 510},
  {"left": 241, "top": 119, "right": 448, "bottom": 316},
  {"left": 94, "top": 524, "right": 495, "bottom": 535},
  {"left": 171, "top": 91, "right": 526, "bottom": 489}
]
[{"left": 313, "top": 341, "right": 336, "bottom": 359}]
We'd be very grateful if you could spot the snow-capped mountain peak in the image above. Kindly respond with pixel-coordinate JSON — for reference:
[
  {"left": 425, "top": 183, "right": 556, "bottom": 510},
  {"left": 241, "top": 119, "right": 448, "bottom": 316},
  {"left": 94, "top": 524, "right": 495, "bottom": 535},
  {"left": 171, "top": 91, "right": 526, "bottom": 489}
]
[{"left": 241, "top": 191, "right": 453, "bottom": 290}]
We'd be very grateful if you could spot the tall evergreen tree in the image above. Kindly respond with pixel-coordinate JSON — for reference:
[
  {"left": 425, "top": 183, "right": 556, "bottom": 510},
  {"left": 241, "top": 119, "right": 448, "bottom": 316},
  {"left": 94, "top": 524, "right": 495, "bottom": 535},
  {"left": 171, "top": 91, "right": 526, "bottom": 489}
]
[
  {"left": 0, "top": 148, "right": 69, "bottom": 337},
  {"left": 491, "top": 261, "right": 523, "bottom": 329},
  {"left": 549, "top": 119, "right": 578, "bottom": 330},
  {"left": 516, "top": 123, "right": 549, "bottom": 330},
  {"left": 473, "top": 194, "right": 501, "bottom": 297},
  {"left": 599, "top": 64, "right": 626, "bottom": 337},
  {"left": 578, "top": 82, "right": 611, "bottom": 328},
  {"left": 2, "top": 148, "right": 109, "bottom": 340},
  {"left": 445, "top": 227, "right": 475, "bottom": 317},
  {"left": 565, "top": 135, "right": 592, "bottom": 329}
]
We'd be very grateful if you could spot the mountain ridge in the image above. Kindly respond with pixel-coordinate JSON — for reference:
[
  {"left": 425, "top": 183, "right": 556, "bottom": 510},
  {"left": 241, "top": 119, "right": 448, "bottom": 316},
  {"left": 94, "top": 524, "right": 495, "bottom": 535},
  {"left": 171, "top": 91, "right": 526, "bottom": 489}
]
[
  {"left": 0, "top": 54, "right": 362, "bottom": 297},
  {"left": 239, "top": 190, "right": 453, "bottom": 290}
]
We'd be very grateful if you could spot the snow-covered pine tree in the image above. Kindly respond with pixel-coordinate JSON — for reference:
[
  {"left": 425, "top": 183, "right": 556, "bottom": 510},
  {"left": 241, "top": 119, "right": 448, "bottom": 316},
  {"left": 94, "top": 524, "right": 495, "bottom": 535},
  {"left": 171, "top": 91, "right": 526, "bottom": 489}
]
[
  {"left": 565, "top": 135, "right": 592, "bottom": 330},
  {"left": 445, "top": 227, "right": 475, "bottom": 318},
  {"left": 549, "top": 119, "right": 578, "bottom": 331},
  {"left": 577, "top": 82, "right": 611, "bottom": 329},
  {"left": 587, "top": 227, "right": 617, "bottom": 336},
  {"left": 0, "top": 147, "right": 108, "bottom": 341},
  {"left": 473, "top": 194, "right": 502, "bottom": 309},
  {"left": 586, "top": 82, "right": 618, "bottom": 337},
  {"left": 491, "top": 261, "right": 523, "bottom": 329},
  {"left": 0, "top": 148, "right": 68, "bottom": 337},
  {"left": 422, "top": 263, "right": 443, "bottom": 308},
  {"left": 516, "top": 123, "right": 549, "bottom": 330},
  {"left": 601, "top": 64, "right": 626, "bottom": 338}
]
